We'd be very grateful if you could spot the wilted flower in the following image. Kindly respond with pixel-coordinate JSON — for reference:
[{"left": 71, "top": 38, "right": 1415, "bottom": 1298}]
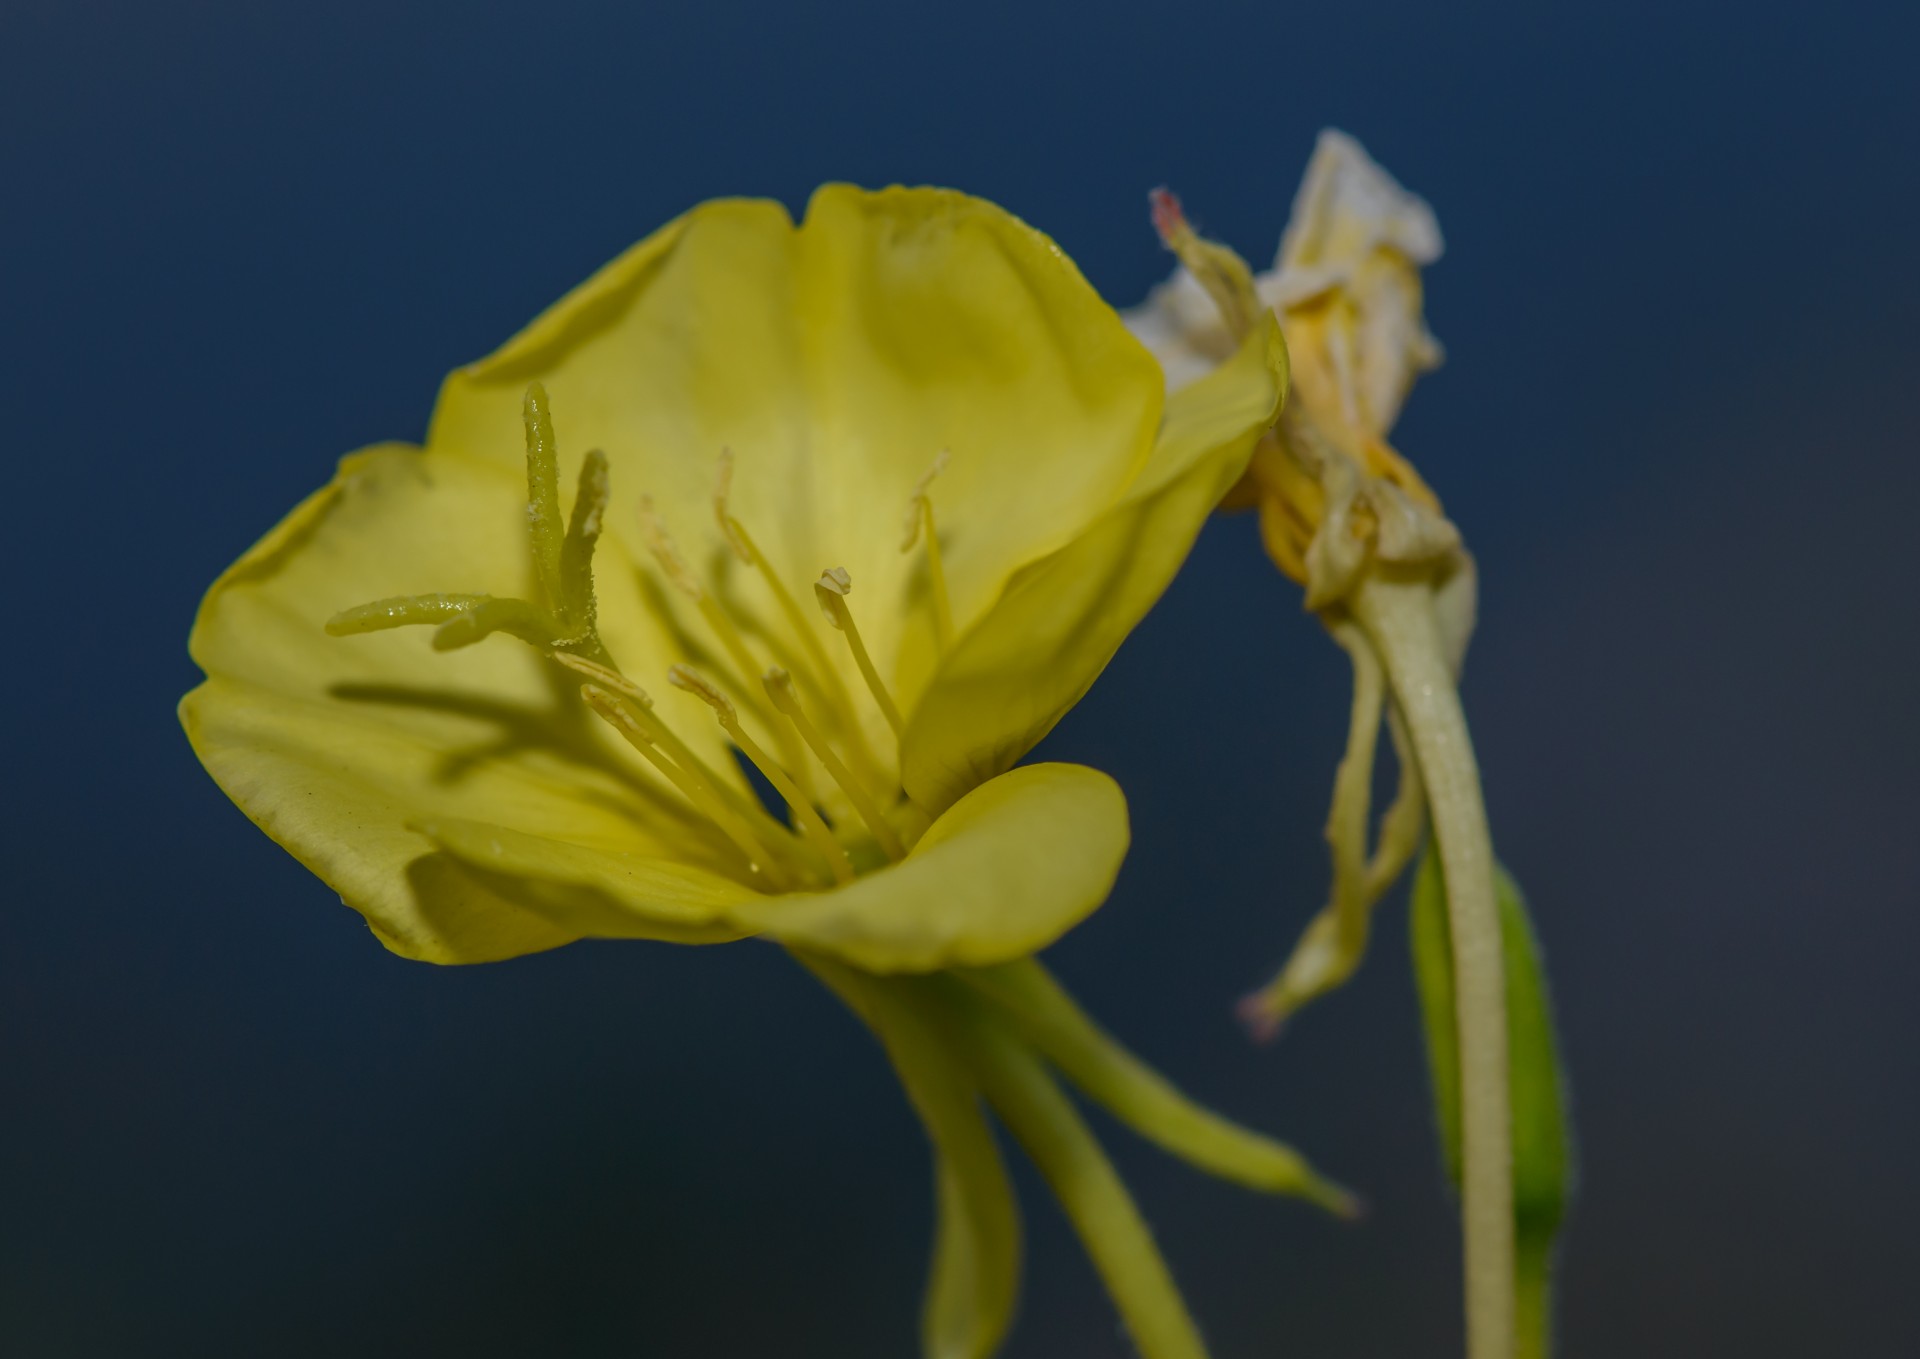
[{"left": 1127, "top": 135, "right": 1571, "bottom": 1359}]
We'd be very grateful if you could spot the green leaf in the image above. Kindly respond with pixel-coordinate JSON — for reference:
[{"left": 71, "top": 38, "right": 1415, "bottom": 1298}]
[{"left": 1411, "top": 848, "right": 1574, "bottom": 1358}]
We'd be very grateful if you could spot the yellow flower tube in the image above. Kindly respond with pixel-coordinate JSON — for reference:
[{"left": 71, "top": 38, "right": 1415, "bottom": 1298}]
[{"left": 183, "top": 184, "right": 1347, "bottom": 1358}]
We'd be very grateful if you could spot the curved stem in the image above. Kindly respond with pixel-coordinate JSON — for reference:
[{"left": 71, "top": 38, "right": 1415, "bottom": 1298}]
[{"left": 1352, "top": 572, "right": 1513, "bottom": 1359}]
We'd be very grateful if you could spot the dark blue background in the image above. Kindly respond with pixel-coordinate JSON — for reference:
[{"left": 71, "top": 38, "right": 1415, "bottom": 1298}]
[{"left": 6, "top": 1, "right": 1916, "bottom": 1354}]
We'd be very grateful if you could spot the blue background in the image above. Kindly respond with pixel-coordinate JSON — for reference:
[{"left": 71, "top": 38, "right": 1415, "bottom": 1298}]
[{"left": 5, "top": 1, "right": 1916, "bottom": 1354}]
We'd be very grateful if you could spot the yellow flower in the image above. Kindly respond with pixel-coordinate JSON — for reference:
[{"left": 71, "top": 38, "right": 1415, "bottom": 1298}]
[
  {"left": 182, "top": 185, "right": 1341, "bottom": 1358},
  {"left": 184, "top": 184, "right": 1284, "bottom": 969}
]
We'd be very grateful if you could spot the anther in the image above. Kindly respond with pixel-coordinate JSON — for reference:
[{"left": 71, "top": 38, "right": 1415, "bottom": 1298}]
[
  {"left": 709, "top": 454, "right": 887, "bottom": 792},
  {"left": 638, "top": 494, "right": 705, "bottom": 600},
  {"left": 712, "top": 448, "right": 753, "bottom": 562},
  {"left": 672, "top": 666, "right": 854, "bottom": 884},
  {"left": 814, "top": 568, "right": 904, "bottom": 740},
  {"left": 899, "top": 449, "right": 950, "bottom": 551},
  {"left": 637, "top": 494, "right": 812, "bottom": 790},
  {"left": 764, "top": 667, "right": 906, "bottom": 861},
  {"left": 579, "top": 684, "right": 794, "bottom": 891},
  {"left": 551, "top": 651, "right": 652, "bottom": 708},
  {"left": 900, "top": 450, "right": 955, "bottom": 652},
  {"left": 555, "top": 653, "right": 769, "bottom": 832},
  {"left": 667, "top": 664, "right": 736, "bottom": 722}
]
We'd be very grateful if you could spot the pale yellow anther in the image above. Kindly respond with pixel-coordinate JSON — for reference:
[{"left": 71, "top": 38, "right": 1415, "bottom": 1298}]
[
  {"left": 638, "top": 493, "right": 704, "bottom": 599},
  {"left": 668, "top": 664, "right": 737, "bottom": 722},
  {"left": 899, "top": 449, "right": 951, "bottom": 551},
  {"left": 552, "top": 651, "right": 653, "bottom": 709},
  {"left": 900, "top": 450, "right": 955, "bottom": 653},
  {"left": 814, "top": 566, "right": 853, "bottom": 619},
  {"left": 765, "top": 667, "right": 906, "bottom": 860},
  {"left": 579, "top": 684, "right": 793, "bottom": 891},
  {"left": 713, "top": 448, "right": 753, "bottom": 562},
  {"left": 636, "top": 495, "right": 815, "bottom": 793},
  {"left": 814, "top": 567, "right": 904, "bottom": 741},
  {"left": 674, "top": 665, "right": 855, "bottom": 884},
  {"left": 557, "top": 652, "right": 770, "bottom": 833},
  {"left": 711, "top": 481, "right": 890, "bottom": 795}
]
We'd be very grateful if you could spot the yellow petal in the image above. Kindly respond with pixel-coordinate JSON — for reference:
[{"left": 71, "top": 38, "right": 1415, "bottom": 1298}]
[
  {"left": 727, "top": 763, "right": 1128, "bottom": 973},
  {"left": 901, "top": 317, "right": 1287, "bottom": 814},
  {"left": 183, "top": 444, "right": 742, "bottom": 963},
  {"left": 412, "top": 816, "right": 755, "bottom": 944},
  {"left": 427, "top": 185, "right": 1163, "bottom": 760}
]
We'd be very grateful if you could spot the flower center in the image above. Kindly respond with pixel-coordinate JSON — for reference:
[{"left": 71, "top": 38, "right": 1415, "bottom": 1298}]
[{"left": 326, "top": 383, "right": 954, "bottom": 894}]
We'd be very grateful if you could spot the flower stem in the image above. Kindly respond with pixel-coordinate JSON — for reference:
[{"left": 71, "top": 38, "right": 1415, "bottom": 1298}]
[{"left": 1351, "top": 570, "right": 1514, "bottom": 1359}]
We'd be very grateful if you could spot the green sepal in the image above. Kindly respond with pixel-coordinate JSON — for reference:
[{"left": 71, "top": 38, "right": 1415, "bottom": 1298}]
[
  {"left": 1411, "top": 847, "right": 1573, "bottom": 1358},
  {"left": 798, "top": 955, "right": 1021, "bottom": 1359},
  {"left": 957, "top": 959, "right": 1358, "bottom": 1217}
]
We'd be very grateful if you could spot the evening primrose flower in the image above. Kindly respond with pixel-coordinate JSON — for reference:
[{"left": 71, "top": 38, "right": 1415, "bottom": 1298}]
[
  {"left": 183, "top": 185, "right": 1346, "bottom": 1359},
  {"left": 1126, "top": 137, "right": 1570, "bottom": 1359}
]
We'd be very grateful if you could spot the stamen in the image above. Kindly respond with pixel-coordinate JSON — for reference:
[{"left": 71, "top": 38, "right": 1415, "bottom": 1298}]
[
  {"left": 900, "top": 450, "right": 955, "bottom": 653},
  {"left": 637, "top": 494, "right": 706, "bottom": 600},
  {"left": 579, "top": 684, "right": 795, "bottom": 890},
  {"left": 764, "top": 667, "right": 906, "bottom": 861},
  {"left": 710, "top": 455, "right": 890, "bottom": 790},
  {"left": 670, "top": 665, "right": 855, "bottom": 885},
  {"left": 712, "top": 448, "right": 753, "bottom": 562},
  {"left": 550, "top": 650, "right": 652, "bottom": 708},
  {"left": 814, "top": 567, "right": 903, "bottom": 740},
  {"left": 523, "top": 383, "right": 566, "bottom": 606},
  {"left": 551, "top": 651, "right": 770, "bottom": 828},
  {"left": 639, "top": 492, "right": 819, "bottom": 801}
]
